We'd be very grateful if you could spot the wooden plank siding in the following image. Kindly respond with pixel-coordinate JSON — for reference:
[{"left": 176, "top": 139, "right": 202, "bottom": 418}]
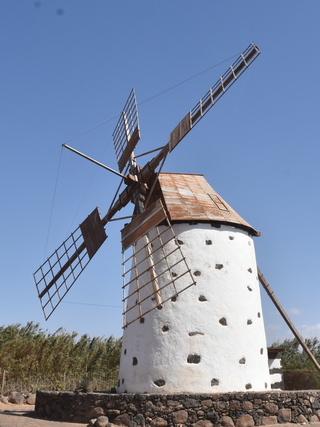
[{"left": 121, "top": 199, "right": 167, "bottom": 251}]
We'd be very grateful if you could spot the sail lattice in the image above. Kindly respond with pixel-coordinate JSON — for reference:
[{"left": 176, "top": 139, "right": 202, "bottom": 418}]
[{"left": 122, "top": 212, "right": 196, "bottom": 328}]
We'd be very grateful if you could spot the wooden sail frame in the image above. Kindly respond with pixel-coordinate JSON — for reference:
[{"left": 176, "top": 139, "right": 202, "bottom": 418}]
[{"left": 121, "top": 200, "right": 196, "bottom": 328}]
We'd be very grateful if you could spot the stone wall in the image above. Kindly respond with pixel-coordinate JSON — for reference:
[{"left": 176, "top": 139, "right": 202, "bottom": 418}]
[{"left": 35, "top": 390, "right": 320, "bottom": 425}]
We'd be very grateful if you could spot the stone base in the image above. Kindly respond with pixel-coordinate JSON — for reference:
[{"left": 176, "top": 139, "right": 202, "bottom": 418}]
[{"left": 35, "top": 390, "right": 320, "bottom": 425}]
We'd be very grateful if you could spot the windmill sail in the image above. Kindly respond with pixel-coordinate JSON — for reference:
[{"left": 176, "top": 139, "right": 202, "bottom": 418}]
[
  {"left": 33, "top": 208, "right": 107, "bottom": 320},
  {"left": 121, "top": 199, "right": 196, "bottom": 328},
  {"left": 141, "top": 43, "right": 260, "bottom": 182},
  {"left": 112, "top": 88, "right": 141, "bottom": 173},
  {"left": 169, "top": 42, "right": 260, "bottom": 152},
  {"left": 34, "top": 43, "right": 261, "bottom": 322}
]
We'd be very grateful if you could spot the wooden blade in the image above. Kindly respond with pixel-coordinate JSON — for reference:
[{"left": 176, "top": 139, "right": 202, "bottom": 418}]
[
  {"left": 112, "top": 88, "right": 141, "bottom": 173},
  {"left": 121, "top": 199, "right": 167, "bottom": 251},
  {"left": 33, "top": 208, "right": 107, "bottom": 320},
  {"left": 168, "top": 42, "right": 260, "bottom": 152},
  {"left": 139, "top": 43, "right": 260, "bottom": 183}
]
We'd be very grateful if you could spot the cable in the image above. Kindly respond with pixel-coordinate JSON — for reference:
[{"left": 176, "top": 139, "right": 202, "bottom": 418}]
[
  {"left": 43, "top": 145, "right": 63, "bottom": 261},
  {"left": 61, "top": 52, "right": 240, "bottom": 147},
  {"left": 62, "top": 113, "right": 119, "bottom": 147},
  {"left": 139, "top": 53, "right": 239, "bottom": 106},
  {"left": 49, "top": 51, "right": 241, "bottom": 237},
  {"left": 61, "top": 301, "right": 122, "bottom": 308}
]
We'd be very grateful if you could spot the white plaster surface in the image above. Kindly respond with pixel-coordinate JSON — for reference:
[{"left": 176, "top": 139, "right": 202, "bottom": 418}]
[
  {"left": 118, "top": 223, "right": 270, "bottom": 393},
  {"left": 269, "top": 356, "right": 283, "bottom": 389}
]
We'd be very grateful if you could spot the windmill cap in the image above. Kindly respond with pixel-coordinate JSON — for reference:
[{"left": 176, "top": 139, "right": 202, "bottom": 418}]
[{"left": 157, "top": 173, "right": 260, "bottom": 237}]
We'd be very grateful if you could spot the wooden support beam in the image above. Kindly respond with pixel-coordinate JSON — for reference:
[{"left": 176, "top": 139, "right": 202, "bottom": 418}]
[{"left": 258, "top": 268, "right": 320, "bottom": 374}]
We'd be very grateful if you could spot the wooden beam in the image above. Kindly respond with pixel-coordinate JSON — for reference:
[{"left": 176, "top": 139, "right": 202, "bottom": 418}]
[{"left": 258, "top": 268, "right": 320, "bottom": 374}]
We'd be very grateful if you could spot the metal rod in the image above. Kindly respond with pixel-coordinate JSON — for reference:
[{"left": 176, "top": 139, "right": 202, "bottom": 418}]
[
  {"left": 134, "top": 146, "right": 166, "bottom": 158},
  {"left": 62, "top": 144, "right": 127, "bottom": 179},
  {"left": 258, "top": 268, "right": 320, "bottom": 374},
  {"left": 108, "top": 215, "right": 135, "bottom": 222}
]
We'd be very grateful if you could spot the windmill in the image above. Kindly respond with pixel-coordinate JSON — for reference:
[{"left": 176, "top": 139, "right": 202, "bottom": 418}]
[{"left": 33, "top": 42, "right": 320, "bottom": 393}]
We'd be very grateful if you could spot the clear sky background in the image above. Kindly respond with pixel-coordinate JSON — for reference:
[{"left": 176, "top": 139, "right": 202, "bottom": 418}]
[{"left": 1, "top": 1, "right": 320, "bottom": 345}]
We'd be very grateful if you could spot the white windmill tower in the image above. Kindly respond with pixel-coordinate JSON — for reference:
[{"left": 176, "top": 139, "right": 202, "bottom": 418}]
[
  {"left": 118, "top": 172, "right": 270, "bottom": 393},
  {"left": 35, "top": 43, "right": 303, "bottom": 393}
]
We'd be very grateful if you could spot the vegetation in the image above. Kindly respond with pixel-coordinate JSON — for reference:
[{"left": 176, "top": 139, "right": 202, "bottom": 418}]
[
  {"left": 271, "top": 337, "right": 320, "bottom": 390},
  {"left": 2, "top": 324, "right": 320, "bottom": 394},
  {"left": 0, "top": 322, "right": 121, "bottom": 394},
  {"left": 271, "top": 337, "right": 320, "bottom": 370}
]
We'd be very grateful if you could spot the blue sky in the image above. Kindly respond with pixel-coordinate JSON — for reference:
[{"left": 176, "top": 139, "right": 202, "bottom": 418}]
[{"left": 1, "top": 1, "right": 320, "bottom": 345}]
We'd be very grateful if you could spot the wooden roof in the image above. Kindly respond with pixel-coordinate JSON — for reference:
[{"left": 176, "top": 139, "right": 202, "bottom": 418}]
[{"left": 157, "top": 173, "right": 259, "bottom": 236}]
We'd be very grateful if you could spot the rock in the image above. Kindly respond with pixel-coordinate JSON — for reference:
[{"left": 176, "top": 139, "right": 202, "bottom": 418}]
[
  {"left": 9, "top": 391, "right": 24, "bottom": 405},
  {"left": 297, "top": 414, "right": 308, "bottom": 424},
  {"left": 96, "top": 416, "right": 111, "bottom": 427},
  {"left": 278, "top": 408, "right": 291, "bottom": 422},
  {"left": 26, "top": 393, "right": 36, "bottom": 405},
  {"left": 201, "top": 399, "right": 213, "bottom": 408},
  {"left": 193, "top": 421, "right": 213, "bottom": 427},
  {"left": 235, "top": 414, "right": 254, "bottom": 427},
  {"left": 89, "top": 419, "right": 97, "bottom": 426},
  {"left": 150, "top": 417, "right": 168, "bottom": 427},
  {"left": 207, "top": 410, "right": 219, "bottom": 422},
  {"left": 221, "top": 416, "right": 235, "bottom": 427},
  {"left": 92, "top": 407, "right": 106, "bottom": 418},
  {"left": 242, "top": 401, "right": 253, "bottom": 411},
  {"left": 45, "top": 403, "right": 52, "bottom": 416},
  {"left": 172, "top": 410, "right": 188, "bottom": 424},
  {"left": 145, "top": 401, "right": 156, "bottom": 413},
  {"left": 261, "top": 416, "right": 277, "bottom": 425},
  {"left": 107, "top": 409, "right": 121, "bottom": 417},
  {"left": 215, "top": 401, "right": 227, "bottom": 411},
  {"left": 263, "top": 403, "right": 278, "bottom": 415},
  {"left": 310, "top": 415, "right": 320, "bottom": 424},
  {"left": 185, "top": 398, "right": 199, "bottom": 408},
  {"left": 229, "top": 400, "right": 240, "bottom": 411},
  {"left": 167, "top": 400, "right": 180, "bottom": 407},
  {"left": 114, "top": 413, "right": 131, "bottom": 426},
  {"left": 134, "top": 413, "right": 146, "bottom": 427},
  {"left": 0, "top": 395, "right": 8, "bottom": 404}
]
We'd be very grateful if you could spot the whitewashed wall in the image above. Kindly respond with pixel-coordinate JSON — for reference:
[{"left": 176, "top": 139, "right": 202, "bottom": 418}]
[{"left": 118, "top": 223, "right": 270, "bottom": 393}]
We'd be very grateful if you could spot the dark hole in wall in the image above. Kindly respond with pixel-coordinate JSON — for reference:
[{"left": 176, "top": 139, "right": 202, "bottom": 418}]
[
  {"left": 219, "top": 317, "right": 227, "bottom": 326},
  {"left": 187, "top": 354, "right": 201, "bottom": 364},
  {"left": 154, "top": 379, "right": 165, "bottom": 387}
]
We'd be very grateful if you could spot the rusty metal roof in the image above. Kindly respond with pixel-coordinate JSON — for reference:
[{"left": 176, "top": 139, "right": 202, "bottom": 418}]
[{"left": 157, "top": 173, "right": 259, "bottom": 237}]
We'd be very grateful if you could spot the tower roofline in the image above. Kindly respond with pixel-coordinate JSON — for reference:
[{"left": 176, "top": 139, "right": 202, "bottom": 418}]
[{"left": 156, "top": 173, "right": 260, "bottom": 237}]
